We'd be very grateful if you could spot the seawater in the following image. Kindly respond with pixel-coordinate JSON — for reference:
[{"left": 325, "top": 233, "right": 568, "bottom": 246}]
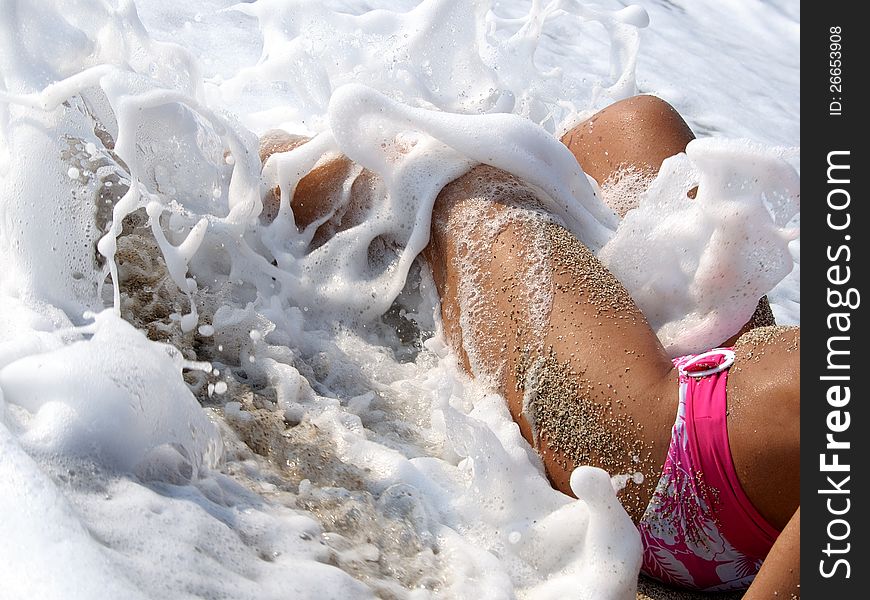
[{"left": 0, "top": 1, "right": 799, "bottom": 598}]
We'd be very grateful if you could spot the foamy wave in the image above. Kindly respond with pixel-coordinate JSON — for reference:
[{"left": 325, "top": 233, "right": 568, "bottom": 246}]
[{"left": 0, "top": 1, "right": 798, "bottom": 598}]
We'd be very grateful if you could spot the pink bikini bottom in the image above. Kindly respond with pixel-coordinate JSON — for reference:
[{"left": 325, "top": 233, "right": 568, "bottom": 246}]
[{"left": 637, "top": 349, "right": 781, "bottom": 591}]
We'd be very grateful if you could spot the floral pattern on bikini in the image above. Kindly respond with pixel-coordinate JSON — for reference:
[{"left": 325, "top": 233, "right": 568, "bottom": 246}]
[{"left": 637, "top": 352, "right": 764, "bottom": 591}]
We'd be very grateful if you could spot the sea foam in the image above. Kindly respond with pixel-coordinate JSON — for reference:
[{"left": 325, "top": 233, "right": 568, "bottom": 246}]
[{"left": 0, "top": 0, "right": 799, "bottom": 598}]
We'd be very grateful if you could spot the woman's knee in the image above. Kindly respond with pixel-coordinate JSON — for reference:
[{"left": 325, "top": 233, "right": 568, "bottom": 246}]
[
  {"left": 258, "top": 130, "right": 358, "bottom": 229},
  {"left": 560, "top": 94, "right": 695, "bottom": 186}
]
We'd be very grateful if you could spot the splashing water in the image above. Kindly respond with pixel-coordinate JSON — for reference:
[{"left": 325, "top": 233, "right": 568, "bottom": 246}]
[{"left": 0, "top": 1, "right": 798, "bottom": 598}]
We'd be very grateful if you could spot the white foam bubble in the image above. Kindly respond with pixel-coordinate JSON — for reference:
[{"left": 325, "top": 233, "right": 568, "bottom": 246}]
[
  {"left": 0, "top": 312, "right": 221, "bottom": 476},
  {"left": 599, "top": 138, "right": 800, "bottom": 355}
]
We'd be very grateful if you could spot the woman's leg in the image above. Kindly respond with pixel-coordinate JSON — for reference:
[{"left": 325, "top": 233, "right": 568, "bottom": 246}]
[
  {"left": 562, "top": 95, "right": 775, "bottom": 342},
  {"left": 744, "top": 507, "right": 800, "bottom": 599},
  {"left": 258, "top": 130, "right": 372, "bottom": 238},
  {"left": 427, "top": 96, "right": 798, "bottom": 525},
  {"left": 259, "top": 96, "right": 798, "bottom": 529},
  {"left": 561, "top": 94, "right": 696, "bottom": 216},
  {"left": 258, "top": 95, "right": 800, "bottom": 591},
  {"left": 562, "top": 97, "right": 797, "bottom": 527},
  {"left": 561, "top": 94, "right": 695, "bottom": 191},
  {"left": 426, "top": 166, "right": 678, "bottom": 520}
]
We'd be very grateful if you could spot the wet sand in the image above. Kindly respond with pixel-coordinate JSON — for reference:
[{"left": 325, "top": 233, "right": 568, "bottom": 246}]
[{"left": 637, "top": 576, "right": 743, "bottom": 600}]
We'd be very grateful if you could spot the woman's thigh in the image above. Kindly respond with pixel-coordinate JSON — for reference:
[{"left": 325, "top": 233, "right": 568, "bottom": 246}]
[{"left": 426, "top": 165, "right": 678, "bottom": 519}]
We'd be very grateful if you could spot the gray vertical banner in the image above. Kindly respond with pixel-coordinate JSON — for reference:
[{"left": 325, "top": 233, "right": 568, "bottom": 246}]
[{"left": 803, "top": 6, "right": 868, "bottom": 597}]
